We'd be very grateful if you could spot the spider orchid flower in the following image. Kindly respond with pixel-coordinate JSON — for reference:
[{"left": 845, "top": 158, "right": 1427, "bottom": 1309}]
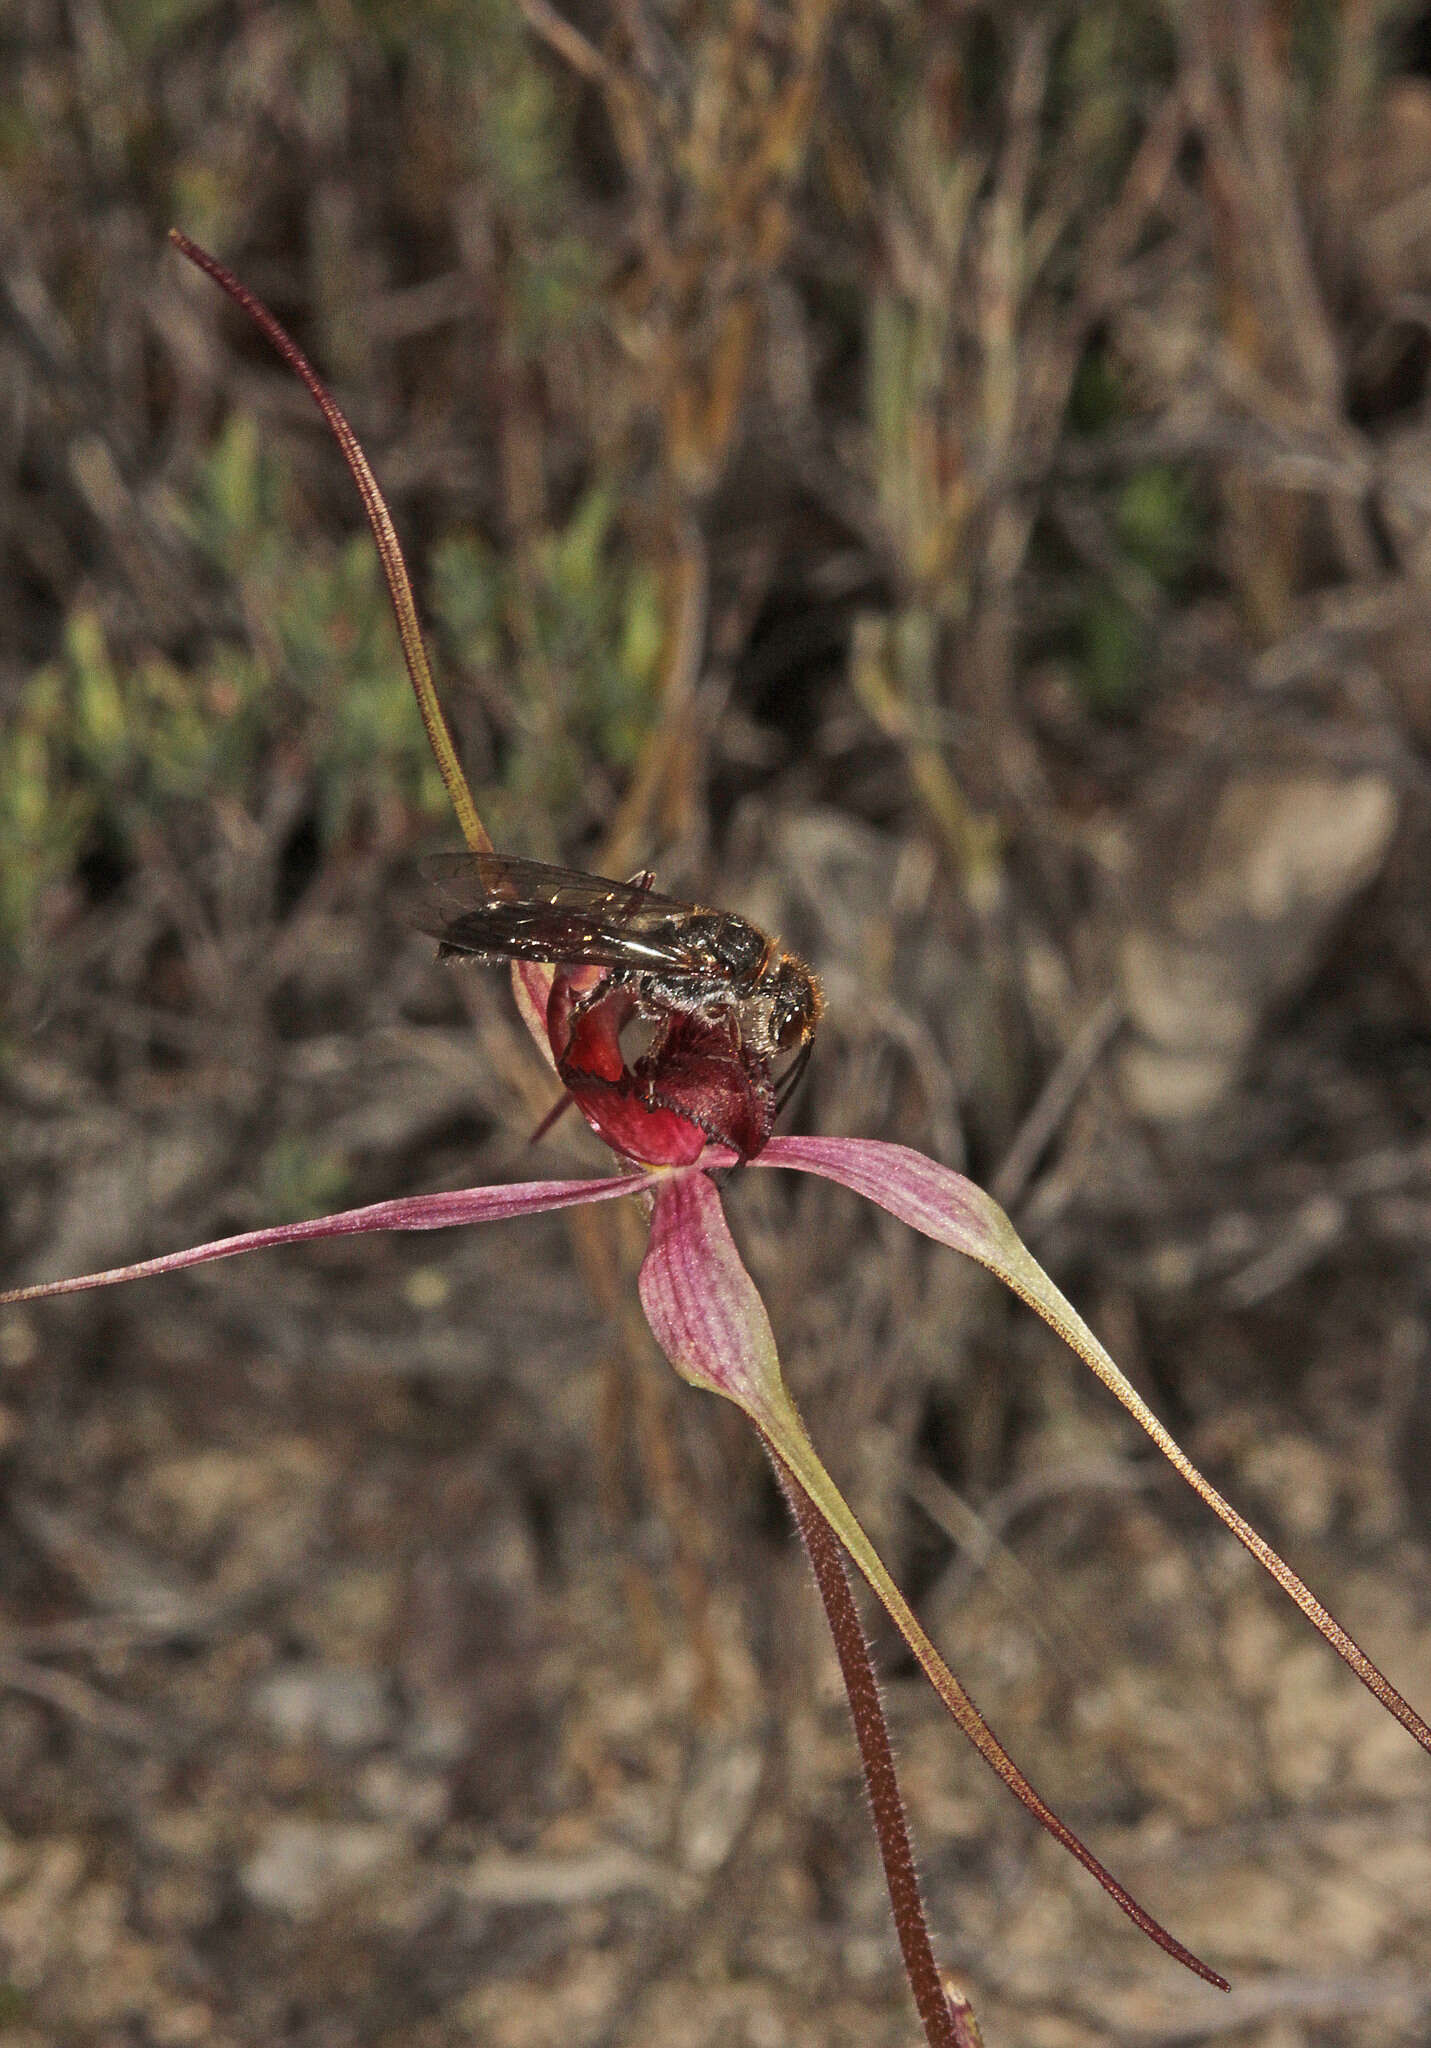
[{"left": 7, "top": 236, "right": 1431, "bottom": 2038}]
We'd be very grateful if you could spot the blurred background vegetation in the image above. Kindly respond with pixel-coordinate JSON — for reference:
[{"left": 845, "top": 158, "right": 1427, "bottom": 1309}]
[{"left": 5, "top": 3, "right": 1431, "bottom": 2043}]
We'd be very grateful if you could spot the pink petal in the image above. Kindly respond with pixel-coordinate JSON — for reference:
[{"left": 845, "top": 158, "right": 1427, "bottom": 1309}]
[
  {"left": 762, "top": 1134, "right": 1431, "bottom": 1760},
  {"left": 637, "top": 1171, "right": 786, "bottom": 1421},
  {"left": 639, "top": 1161, "right": 1227, "bottom": 1988},
  {"left": 1, "top": 1169, "right": 659, "bottom": 1306},
  {"left": 758, "top": 1136, "right": 1013, "bottom": 1263}
]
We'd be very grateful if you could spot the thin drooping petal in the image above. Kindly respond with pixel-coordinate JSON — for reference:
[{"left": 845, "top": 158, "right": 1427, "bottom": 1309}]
[
  {"left": 170, "top": 232, "right": 490, "bottom": 859},
  {"left": 764, "top": 1135, "right": 1431, "bottom": 1759},
  {"left": 1, "top": 1170, "right": 660, "bottom": 1306},
  {"left": 637, "top": 1170, "right": 1227, "bottom": 1988}
]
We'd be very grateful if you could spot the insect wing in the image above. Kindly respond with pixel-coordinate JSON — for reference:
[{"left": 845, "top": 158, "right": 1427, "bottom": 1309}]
[{"left": 416, "top": 853, "right": 706, "bottom": 974}]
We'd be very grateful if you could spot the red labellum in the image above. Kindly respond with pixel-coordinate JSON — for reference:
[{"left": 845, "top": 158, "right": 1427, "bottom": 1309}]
[{"left": 546, "top": 971, "right": 776, "bottom": 1165}]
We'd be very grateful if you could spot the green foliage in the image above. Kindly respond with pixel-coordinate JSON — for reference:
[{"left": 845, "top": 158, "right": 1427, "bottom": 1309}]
[
  {"left": 1065, "top": 335, "right": 1204, "bottom": 715},
  {"left": 1068, "top": 342, "right": 1126, "bottom": 434},
  {"left": 1068, "top": 466, "right": 1203, "bottom": 713},
  {"left": 108, "top": 0, "right": 215, "bottom": 59},
  {"left": 0, "top": 417, "right": 449, "bottom": 956},
  {"left": 1057, "top": 1, "right": 1175, "bottom": 123},
  {"left": 1076, "top": 586, "right": 1145, "bottom": 714},
  {"left": 172, "top": 415, "right": 462, "bottom": 851},
  {"left": 0, "top": 660, "right": 92, "bottom": 960},
  {"left": 1116, "top": 464, "right": 1201, "bottom": 586},
  {"left": 355, "top": 0, "right": 597, "bottom": 349},
  {"left": 1289, "top": 0, "right": 1344, "bottom": 107},
  {"left": 431, "top": 488, "right": 663, "bottom": 839},
  {"left": 256, "top": 1135, "right": 353, "bottom": 1225}
]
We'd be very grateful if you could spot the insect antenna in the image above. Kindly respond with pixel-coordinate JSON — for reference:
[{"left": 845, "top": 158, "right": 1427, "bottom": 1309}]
[{"left": 774, "top": 1034, "right": 816, "bottom": 1116}]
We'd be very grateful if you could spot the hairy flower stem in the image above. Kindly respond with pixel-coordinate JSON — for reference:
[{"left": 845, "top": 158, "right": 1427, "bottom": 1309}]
[{"left": 772, "top": 1445, "right": 962, "bottom": 2048}]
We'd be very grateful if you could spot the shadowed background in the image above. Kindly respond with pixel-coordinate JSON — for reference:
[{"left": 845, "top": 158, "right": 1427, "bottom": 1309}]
[{"left": 3, "top": 3, "right": 1431, "bottom": 2042}]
